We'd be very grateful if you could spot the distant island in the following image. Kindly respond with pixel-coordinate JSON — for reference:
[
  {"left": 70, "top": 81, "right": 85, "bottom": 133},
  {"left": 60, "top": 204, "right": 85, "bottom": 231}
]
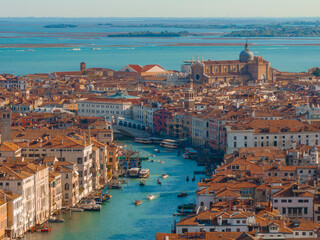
[
  {"left": 224, "top": 25, "right": 320, "bottom": 37},
  {"left": 108, "top": 31, "right": 194, "bottom": 38},
  {"left": 43, "top": 24, "right": 78, "bottom": 28}
]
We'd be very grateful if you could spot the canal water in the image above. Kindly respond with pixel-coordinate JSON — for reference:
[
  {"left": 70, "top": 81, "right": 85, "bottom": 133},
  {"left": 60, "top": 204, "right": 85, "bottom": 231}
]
[{"left": 24, "top": 141, "right": 205, "bottom": 240}]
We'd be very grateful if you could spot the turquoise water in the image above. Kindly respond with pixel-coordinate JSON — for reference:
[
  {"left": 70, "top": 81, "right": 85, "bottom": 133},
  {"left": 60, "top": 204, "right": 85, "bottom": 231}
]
[
  {"left": 1, "top": 18, "right": 320, "bottom": 75},
  {"left": 1, "top": 45, "right": 320, "bottom": 75},
  {"left": 24, "top": 142, "right": 205, "bottom": 240}
]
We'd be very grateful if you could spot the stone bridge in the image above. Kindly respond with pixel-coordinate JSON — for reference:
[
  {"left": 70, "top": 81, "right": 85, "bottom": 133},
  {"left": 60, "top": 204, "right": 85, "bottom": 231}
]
[{"left": 113, "top": 117, "right": 150, "bottom": 138}]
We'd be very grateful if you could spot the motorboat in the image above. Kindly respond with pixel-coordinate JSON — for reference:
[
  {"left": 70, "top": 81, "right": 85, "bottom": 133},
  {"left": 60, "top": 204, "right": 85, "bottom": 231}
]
[
  {"left": 135, "top": 200, "right": 142, "bottom": 206},
  {"left": 161, "top": 174, "right": 169, "bottom": 179},
  {"left": 70, "top": 207, "right": 84, "bottom": 212},
  {"left": 160, "top": 139, "right": 180, "bottom": 149},
  {"left": 40, "top": 222, "right": 51, "bottom": 232},
  {"left": 159, "top": 161, "right": 165, "bottom": 164},
  {"left": 48, "top": 217, "right": 65, "bottom": 223},
  {"left": 177, "top": 192, "right": 188, "bottom": 198},
  {"left": 147, "top": 194, "right": 156, "bottom": 200},
  {"left": 150, "top": 154, "right": 156, "bottom": 157},
  {"left": 80, "top": 202, "right": 101, "bottom": 211},
  {"left": 72, "top": 48, "right": 81, "bottom": 51},
  {"left": 139, "top": 169, "right": 150, "bottom": 178},
  {"left": 135, "top": 137, "right": 152, "bottom": 144},
  {"left": 151, "top": 137, "right": 163, "bottom": 143},
  {"left": 128, "top": 168, "right": 141, "bottom": 177},
  {"left": 154, "top": 149, "right": 160, "bottom": 153}
]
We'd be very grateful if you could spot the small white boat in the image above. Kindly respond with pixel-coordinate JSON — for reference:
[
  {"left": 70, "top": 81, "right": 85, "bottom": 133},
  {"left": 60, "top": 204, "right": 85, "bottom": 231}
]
[
  {"left": 161, "top": 174, "right": 169, "bottom": 179},
  {"left": 70, "top": 207, "right": 84, "bottom": 212},
  {"left": 150, "top": 154, "right": 156, "bottom": 157},
  {"left": 72, "top": 48, "right": 81, "bottom": 51},
  {"left": 159, "top": 161, "right": 165, "bottom": 164},
  {"left": 154, "top": 149, "right": 160, "bottom": 153},
  {"left": 26, "top": 49, "right": 35, "bottom": 51},
  {"left": 92, "top": 48, "right": 101, "bottom": 50},
  {"left": 147, "top": 194, "right": 156, "bottom": 200},
  {"left": 139, "top": 169, "right": 150, "bottom": 178}
]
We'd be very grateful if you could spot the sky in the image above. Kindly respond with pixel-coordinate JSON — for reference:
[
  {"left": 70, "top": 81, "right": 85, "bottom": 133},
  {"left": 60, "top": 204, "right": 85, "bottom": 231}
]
[{"left": 1, "top": 0, "right": 320, "bottom": 18}]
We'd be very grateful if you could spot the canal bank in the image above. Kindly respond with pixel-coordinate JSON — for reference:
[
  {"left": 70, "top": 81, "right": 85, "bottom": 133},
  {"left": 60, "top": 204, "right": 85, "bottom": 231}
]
[{"left": 24, "top": 141, "right": 205, "bottom": 240}]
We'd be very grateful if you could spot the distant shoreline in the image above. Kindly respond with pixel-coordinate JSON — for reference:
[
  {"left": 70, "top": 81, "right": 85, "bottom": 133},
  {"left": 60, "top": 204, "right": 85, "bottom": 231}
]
[{"left": 1, "top": 43, "right": 320, "bottom": 49}]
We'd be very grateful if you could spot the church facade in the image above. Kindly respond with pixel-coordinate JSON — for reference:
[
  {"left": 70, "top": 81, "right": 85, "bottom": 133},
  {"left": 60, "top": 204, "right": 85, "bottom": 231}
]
[{"left": 190, "top": 43, "right": 276, "bottom": 85}]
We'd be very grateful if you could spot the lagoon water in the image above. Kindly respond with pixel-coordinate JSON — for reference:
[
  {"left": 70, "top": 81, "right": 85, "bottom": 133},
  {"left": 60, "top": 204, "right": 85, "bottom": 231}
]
[
  {"left": 24, "top": 142, "right": 205, "bottom": 240},
  {"left": 0, "top": 18, "right": 320, "bottom": 75}
]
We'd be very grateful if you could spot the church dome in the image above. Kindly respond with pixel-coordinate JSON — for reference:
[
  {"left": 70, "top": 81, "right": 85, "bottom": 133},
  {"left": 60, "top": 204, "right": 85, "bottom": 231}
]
[{"left": 239, "top": 42, "right": 254, "bottom": 62}]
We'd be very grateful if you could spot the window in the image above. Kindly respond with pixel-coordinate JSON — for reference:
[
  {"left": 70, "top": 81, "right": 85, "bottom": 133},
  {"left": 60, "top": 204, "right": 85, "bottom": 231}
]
[
  {"left": 5, "top": 183, "right": 9, "bottom": 186},
  {"left": 77, "top": 158, "right": 82, "bottom": 164},
  {"left": 304, "top": 208, "right": 308, "bottom": 214},
  {"left": 282, "top": 208, "right": 286, "bottom": 214},
  {"left": 65, "top": 183, "right": 69, "bottom": 190}
]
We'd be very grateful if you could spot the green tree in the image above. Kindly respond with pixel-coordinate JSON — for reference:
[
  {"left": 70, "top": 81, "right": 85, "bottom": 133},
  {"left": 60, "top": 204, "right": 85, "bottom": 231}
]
[{"left": 312, "top": 68, "right": 320, "bottom": 77}]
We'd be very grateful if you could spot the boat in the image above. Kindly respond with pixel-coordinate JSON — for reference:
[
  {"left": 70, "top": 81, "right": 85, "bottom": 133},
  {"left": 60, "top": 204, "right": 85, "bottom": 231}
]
[
  {"left": 160, "top": 139, "right": 180, "bottom": 149},
  {"left": 150, "top": 154, "right": 156, "bottom": 157},
  {"left": 48, "top": 217, "right": 65, "bottom": 223},
  {"left": 192, "top": 175, "right": 196, "bottom": 181},
  {"left": 182, "top": 153, "right": 190, "bottom": 159},
  {"left": 159, "top": 161, "right": 165, "bottom": 164},
  {"left": 128, "top": 168, "right": 141, "bottom": 177},
  {"left": 151, "top": 137, "right": 163, "bottom": 143},
  {"left": 154, "top": 149, "right": 160, "bottom": 153},
  {"left": 160, "top": 142, "right": 179, "bottom": 149},
  {"left": 135, "top": 137, "right": 152, "bottom": 144},
  {"left": 70, "top": 207, "right": 84, "bottom": 212},
  {"left": 161, "top": 174, "right": 169, "bottom": 179},
  {"left": 147, "top": 194, "right": 156, "bottom": 200},
  {"left": 177, "top": 192, "right": 188, "bottom": 198},
  {"left": 185, "top": 148, "right": 198, "bottom": 160},
  {"left": 40, "top": 222, "right": 51, "bottom": 232},
  {"left": 139, "top": 169, "right": 150, "bottom": 178},
  {"left": 26, "top": 49, "right": 35, "bottom": 51},
  {"left": 72, "top": 48, "right": 81, "bottom": 51},
  {"left": 81, "top": 202, "right": 101, "bottom": 211},
  {"left": 157, "top": 178, "right": 162, "bottom": 185},
  {"left": 186, "top": 175, "right": 189, "bottom": 182},
  {"left": 92, "top": 47, "right": 101, "bottom": 50},
  {"left": 140, "top": 180, "right": 146, "bottom": 186},
  {"left": 177, "top": 203, "right": 195, "bottom": 210},
  {"left": 135, "top": 200, "right": 142, "bottom": 206}
]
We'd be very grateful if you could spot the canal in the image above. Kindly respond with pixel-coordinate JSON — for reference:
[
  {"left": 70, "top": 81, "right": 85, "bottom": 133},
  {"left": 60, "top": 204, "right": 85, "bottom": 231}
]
[{"left": 24, "top": 141, "right": 205, "bottom": 240}]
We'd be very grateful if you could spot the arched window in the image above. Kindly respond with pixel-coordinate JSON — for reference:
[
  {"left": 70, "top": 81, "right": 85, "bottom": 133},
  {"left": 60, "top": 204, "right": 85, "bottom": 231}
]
[{"left": 65, "top": 183, "right": 69, "bottom": 190}]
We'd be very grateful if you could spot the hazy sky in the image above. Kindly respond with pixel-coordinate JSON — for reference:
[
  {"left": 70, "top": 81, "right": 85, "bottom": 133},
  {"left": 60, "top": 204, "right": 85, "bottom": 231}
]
[{"left": 2, "top": 0, "right": 320, "bottom": 18}]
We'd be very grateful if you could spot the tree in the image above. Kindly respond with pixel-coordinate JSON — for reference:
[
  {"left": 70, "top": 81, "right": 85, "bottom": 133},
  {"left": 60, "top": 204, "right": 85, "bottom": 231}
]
[{"left": 312, "top": 68, "right": 320, "bottom": 77}]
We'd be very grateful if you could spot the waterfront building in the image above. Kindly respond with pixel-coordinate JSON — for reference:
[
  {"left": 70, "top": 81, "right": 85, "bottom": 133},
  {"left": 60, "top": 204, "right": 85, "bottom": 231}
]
[
  {"left": 0, "top": 190, "right": 23, "bottom": 239},
  {"left": 0, "top": 166, "right": 35, "bottom": 231},
  {"left": 132, "top": 102, "right": 160, "bottom": 133},
  {"left": 190, "top": 43, "right": 275, "bottom": 85},
  {"left": 0, "top": 199, "right": 6, "bottom": 240},
  {"left": 48, "top": 171, "right": 62, "bottom": 215},
  {"left": 18, "top": 135, "right": 93, "bottom": 198},
  {"left": 54, "top": 161, "right": 80, "bottom": 207}
]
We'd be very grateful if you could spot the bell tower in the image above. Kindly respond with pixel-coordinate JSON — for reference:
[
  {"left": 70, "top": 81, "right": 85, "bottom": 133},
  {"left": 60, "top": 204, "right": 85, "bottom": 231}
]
[
  {"left": 184, "top": 79, "right": 195, "bottom": 111},
  {"left": 1, "top": 109, "right": 12, "bottom": 143}
]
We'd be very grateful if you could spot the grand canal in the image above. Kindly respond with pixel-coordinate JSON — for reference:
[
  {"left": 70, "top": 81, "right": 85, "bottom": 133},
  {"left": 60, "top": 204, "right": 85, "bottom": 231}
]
[{"left": 24, "top": 141, "right": 206, "bottom": 240}]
